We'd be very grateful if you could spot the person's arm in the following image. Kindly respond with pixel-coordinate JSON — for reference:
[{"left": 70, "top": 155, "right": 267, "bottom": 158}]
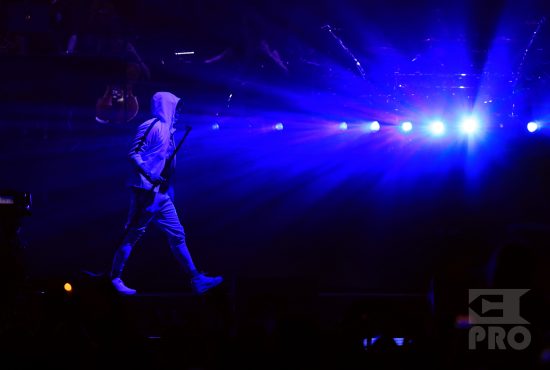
[{"left": 128, "top": 123, "right": 165, "bottom": 185}]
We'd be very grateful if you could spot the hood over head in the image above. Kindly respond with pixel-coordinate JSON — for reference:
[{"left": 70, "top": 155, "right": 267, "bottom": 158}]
[{"left": 150, "top": 91, "right": 181, "bottom": 125}]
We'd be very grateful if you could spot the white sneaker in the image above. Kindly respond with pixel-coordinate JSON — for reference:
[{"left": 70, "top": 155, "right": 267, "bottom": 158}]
[
  {"left": 111, "top": 278, "right": 137, "bottom": 295},
  {"left": 190, "top": 273, "right": 223, "bottom": 295}
]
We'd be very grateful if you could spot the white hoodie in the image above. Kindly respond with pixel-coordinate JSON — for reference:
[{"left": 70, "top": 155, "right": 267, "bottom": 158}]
[{"left": 127, "top": 91, "right": 181, "bottom": 192}]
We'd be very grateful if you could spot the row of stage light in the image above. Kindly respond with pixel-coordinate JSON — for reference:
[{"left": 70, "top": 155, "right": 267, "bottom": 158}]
[
  {"left": 334, "top": 118, "right": 543, "bottom": 135},
  {"left": 210, "top": 118, "right": 546, "bottom": 136}
]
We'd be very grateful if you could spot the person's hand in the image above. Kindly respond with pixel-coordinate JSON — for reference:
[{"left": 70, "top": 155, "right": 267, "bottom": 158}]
[{"left": 145, "top": 171, "right": 166, "bottom": 186}]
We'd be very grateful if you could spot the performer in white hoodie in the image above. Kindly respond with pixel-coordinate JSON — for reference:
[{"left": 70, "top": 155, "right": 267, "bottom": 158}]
[{"left": 110, "top": 91, "right": 223, "bottom": 295}]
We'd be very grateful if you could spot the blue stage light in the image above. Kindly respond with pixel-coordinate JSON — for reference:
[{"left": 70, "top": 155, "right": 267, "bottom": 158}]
[
  {"left": 393, "top": 337, "right": 405, "bottom": 346},
  {"left": 401, "top": 121, "right": 413, "bottom": 132},
  {"left": 370, "top": 121, "right": 380, "bottom": 132},
  {"left": 429, "top": 120, "right": 445, "bottom": 136},
  {"left": 527, "top": 121, "right": 539, "bottom": 133},
  {"left": 460, "top": 117, "right": 479, "bottom": 134}
]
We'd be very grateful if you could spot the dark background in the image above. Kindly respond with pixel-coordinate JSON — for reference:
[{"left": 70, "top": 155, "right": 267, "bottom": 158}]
[{"left": 1, "top": 0, "right": 550, "bottom": 296}]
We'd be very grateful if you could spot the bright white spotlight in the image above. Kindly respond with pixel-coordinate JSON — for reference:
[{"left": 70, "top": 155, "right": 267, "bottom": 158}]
[
  {"left": 527, "top": 121, "right": 539, "bottom": 133},
  {"left": 339, "top": 122, "right": 348, "bottom": 130},
  {"left": 401, "top": 121, "right": 413, "bottom": 132},
  {"left": 429, "top": 120, "right": 445, "bottom": 136},
  {"left": 211, "top": 123, "right": 220, "bottom": 130},
  {"left": 460, "top": 117, "right": 479, "bottom": 134},
  {"left": 274, "top": 122, "right": 284, "bottom": 131},
  {"left": 370, "top": 121, "right": 380, "bottom": 132}
]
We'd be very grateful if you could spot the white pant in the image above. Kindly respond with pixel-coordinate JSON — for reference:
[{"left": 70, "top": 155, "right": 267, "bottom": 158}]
[{"left": 111, "top": 188, "right": 196, "bottom": 279}]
